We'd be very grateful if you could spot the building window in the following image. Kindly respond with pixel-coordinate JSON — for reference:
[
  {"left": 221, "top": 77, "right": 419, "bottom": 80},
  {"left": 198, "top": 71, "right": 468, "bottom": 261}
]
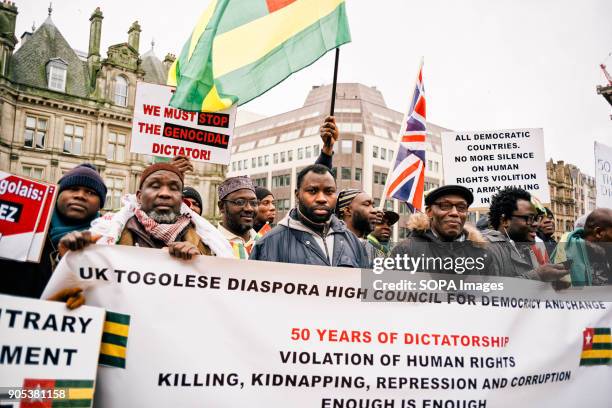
[
  {"left": 385, "top": 199, "right": 393, "bottom": 210},
  {"left": 238, "top": 161, "right": 242, "bottom": 170},
  {"left": 427, "top": 160, "right": 432, "bottom": 171},
  {"left": 22, "top": 165, "right": 44, "bottom": 180},
  {"left": 46, "top": 59, "right": 67, "bottom": 92},
  {"left": 381, "top": 148, "right": 387, "bottom": 160},
  {"left": 24, "top": 116, "right": 47, "bottom": 149},
  {"left": 243, "top": 159, "right": 248, "bottom": 169},
  {"left": 340, "top": 140, "right": 353, "bottom": 154},
  {"left": 114, "top": 76, "right": 128, "bottom": 107},
  {"left": 373, "top": 146, "right": 379, "bottom": 158},
  {"left": 288, "top": 150, "right": 293, "bottom": 162},
  {"left": 434, "top": 161, "right": 439, "bottom": 172},
  {"left": 232, "top": 162, "right": 236, "bottom": 171},
  {"left": 341, "top": 167, "right": 351, "bottom": 180},
  {"left": 107, "top": 132, "right": 127, "bottom": 162},
  {"left": 356, "top": 140, "right": 363, "bottom": 154},
  {"left": 258, "top": 156, "right": 263, "bottom": 167},
  {"left": 374, "top": 172, "right": 380, "bottom": 184},
  {"left": 389, "top": 149, "right": 394, "bottom": 160},
  {"left": 355, "top": 168, "right": 362, "bottom": 181},
  {"left": 313, "top": 145, "right": 320, "bottom": 157},
  {"left": 399, "top": 227, "right": 410, "bottom": 239},
  {"left": 273, "top": 153, "right": 279, "bottom": 164},
  {"left": 380, "top": 172, "right": 387, "bottom": 185},
  {"left": 254, "top": 177, "right": 267, "bottom": 187},
  {"left": 265, "top": 155, "right": 270, "bottom": 166},
  {"left": 63, "top": 124, "right": 85, "bottom": 155},
  {"left": 280, "top": 151, "right": 286, "bottom": 163},
  {"left": 305, "top": 146, "right": 312, "bottom": 158},
  {"left": 272, "top": 174, "right": 291, "bottom": 188},
  {"left": 105, "top": 176, "right": 125, "bottom": 210},
  {"left": 276, "top": 198, "right": 290, "bottom": 212},
  {"left": 297, "top": 148, "right": 304, "bottom": 160}
]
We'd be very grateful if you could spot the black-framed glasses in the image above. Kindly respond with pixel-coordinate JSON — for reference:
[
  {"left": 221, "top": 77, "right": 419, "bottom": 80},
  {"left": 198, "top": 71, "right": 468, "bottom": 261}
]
[
  {"left": 223, "top": 199, "right": 259, "bottom": 208},
  {"left": 432, "top": 201, "right": 469, "bottom": 213},
  {"left": 511, "top": 214, "right": 543, "bottom": 224}
]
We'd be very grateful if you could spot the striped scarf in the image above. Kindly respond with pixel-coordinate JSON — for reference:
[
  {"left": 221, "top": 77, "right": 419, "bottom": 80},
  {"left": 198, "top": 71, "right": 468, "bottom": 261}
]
[{"left": 134, "top": 208, "right": 191, "bottom": 245}]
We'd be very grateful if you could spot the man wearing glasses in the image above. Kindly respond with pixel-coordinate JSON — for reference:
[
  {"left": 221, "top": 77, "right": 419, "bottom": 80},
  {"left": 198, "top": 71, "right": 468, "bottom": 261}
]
[
  {"left": 389, "top": 185, "right": 492, "bottom": 275},
  {"left": 485, "top": 187, "right": 568, "bottom": 281},
  {"left": 217, "top": 176, "right": 259, "bottom": 258}
]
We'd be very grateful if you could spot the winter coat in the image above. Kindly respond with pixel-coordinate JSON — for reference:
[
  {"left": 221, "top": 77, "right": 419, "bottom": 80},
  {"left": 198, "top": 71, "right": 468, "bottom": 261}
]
[
  {"left": 389, "top": 213, "right": 492, "bottom": 275},
  {"left": 249, "top": 209, "right": 369, "bottom": 268},
  {"left": 482, "top": 229, "right": 539, "bottom": 279}
]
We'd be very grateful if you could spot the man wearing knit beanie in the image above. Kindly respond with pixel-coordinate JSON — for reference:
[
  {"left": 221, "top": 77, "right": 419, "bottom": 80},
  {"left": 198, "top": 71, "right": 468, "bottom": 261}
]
[
  {"left": 0, "top": 163, "right": 106, "bottom": 298},
  {"left": 253, "top": 187, "right": 276, "bottom": 232}
]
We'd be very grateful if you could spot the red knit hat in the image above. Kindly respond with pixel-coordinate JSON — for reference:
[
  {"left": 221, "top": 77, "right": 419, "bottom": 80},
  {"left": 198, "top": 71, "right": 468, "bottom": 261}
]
[{"left": 139, "top": 163, "right": 184, "bottom": 188}]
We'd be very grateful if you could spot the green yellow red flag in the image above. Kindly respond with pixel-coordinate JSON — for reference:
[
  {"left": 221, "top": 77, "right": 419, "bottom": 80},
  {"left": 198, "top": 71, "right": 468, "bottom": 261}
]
[{"left": 168, "top": 0, "right": 351, "bottom": 112}]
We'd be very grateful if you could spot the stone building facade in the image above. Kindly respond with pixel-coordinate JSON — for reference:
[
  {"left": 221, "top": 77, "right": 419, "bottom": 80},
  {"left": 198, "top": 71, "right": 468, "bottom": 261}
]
[{"left": 0, "top": 2, "right": 224, "bottom": 219}]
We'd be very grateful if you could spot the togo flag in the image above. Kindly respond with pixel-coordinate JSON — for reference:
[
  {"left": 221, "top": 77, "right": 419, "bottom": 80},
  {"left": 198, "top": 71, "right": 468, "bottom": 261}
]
[
  {"left": 99, "top": 311, "right": 131, "bottom": 369},
  {"left": 580, "top": 328, "right": 612, "bottom": 366},
  {"left": 20, "top": 379, "right": 94, "bottom": 408},
  {"left": 168, "top": 0, "right": 351, "bottom": 112}
]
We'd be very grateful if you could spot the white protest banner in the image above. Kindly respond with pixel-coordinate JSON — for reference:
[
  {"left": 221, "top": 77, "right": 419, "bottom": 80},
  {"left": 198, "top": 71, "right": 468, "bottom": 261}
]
[
  {"left": 130, "top": 81, "right": 237, "bottom": 164},
  {"left": 42, "top": 246, "right": 612, "bottom": 407},
  {"left": 0, "top": 172, "right": 57, "bottom": 262},
  {"left": 0, "top": 294, "right": 105, "bottom": 407},
  {"left": 441, "top": 128, "right": 550, "bottom": 207},
  {"left": 595, "top": 141, "right": 612, "bottom": 208}
]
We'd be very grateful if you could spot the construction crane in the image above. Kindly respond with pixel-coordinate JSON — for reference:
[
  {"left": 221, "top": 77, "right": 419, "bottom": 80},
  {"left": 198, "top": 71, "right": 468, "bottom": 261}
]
[{"left": 601, "top": 52, "right": 612, "bottom": 86}]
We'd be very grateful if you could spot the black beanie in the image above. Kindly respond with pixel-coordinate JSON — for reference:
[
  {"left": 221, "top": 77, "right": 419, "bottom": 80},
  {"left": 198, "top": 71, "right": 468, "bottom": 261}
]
[
  {"left": 182, "top": 186, "right": 203, "bottom": 209},
  {"left": 58, "top": 164, "right": 107, "bottom": 206},
  {"left": 255, "top": 187, "right": 273, "bottom": 201}
]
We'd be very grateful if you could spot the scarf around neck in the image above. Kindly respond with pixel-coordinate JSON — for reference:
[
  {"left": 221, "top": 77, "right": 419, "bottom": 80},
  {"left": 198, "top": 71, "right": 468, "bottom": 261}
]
[
  {"left": 134, "top": 208, "right": 192, "bottom": 245},
  {"left": 49, "top": 210, "right": 95, "bottom": 246}
]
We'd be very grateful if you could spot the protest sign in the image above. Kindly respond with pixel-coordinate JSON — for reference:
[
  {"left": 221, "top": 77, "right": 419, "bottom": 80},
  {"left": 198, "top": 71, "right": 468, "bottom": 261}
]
[
  {"left": 0, "top": 172, "right": 56, "bottom": 262},
  {"left": 130, "top": 81, "right": 237, "bottom": 164},
  {"left": 0, "top": 294, "right": 105, "bottom": 407},
  {"left": 44, "top": 246, "right": 612, "bottom": 407},
  {"left": 441, "top": 128, "right": 550, "bottom": 207},
  {"left": 595, "top": 141, "right": 612, "bottom": 208}
]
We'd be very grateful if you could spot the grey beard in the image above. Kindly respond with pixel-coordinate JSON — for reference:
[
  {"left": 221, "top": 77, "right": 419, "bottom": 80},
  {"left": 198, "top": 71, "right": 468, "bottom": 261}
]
[{"left": 148, "top": 210, "right": 179, "bottom": 224}]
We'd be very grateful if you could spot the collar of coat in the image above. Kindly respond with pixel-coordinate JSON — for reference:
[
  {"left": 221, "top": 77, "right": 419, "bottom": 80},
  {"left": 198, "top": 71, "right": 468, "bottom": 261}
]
[{"left": 407, "top": 212, "right": 487, "bottom": 248}]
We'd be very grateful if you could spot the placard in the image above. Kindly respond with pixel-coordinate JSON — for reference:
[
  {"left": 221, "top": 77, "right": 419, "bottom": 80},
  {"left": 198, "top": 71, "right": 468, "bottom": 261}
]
[
  {"left": 0, "top": 294, "right": 105, "bottom": 407},
  {"left": 595, "top": 141, "right": 612, "bottom": 208},
  {"left": 130, "top": 81, "right": 237, "bottom": 164},
  {"left": 441, "top": 128, "right": 550, "bottom": 207},
  {"left": 0, "top": 172, "right": 57, "bottom": 262}
]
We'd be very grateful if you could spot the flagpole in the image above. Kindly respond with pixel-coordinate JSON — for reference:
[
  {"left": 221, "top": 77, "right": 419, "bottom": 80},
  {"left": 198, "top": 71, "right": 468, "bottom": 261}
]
[
  {"left": 326, "top": 48, "right": 341, "bottom": 150},
  {"left": 378, "top": 57, "right": 425, "bottom": 211}
]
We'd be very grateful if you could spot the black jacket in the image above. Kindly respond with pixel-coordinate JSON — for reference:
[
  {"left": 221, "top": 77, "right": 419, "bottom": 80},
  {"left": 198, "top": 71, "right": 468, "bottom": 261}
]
[
  {"left": 389, "top": 213, "right": 492, "bottom": 275},
  {"left": 249, "top": 209, "right": 369, "bottom": 268}
]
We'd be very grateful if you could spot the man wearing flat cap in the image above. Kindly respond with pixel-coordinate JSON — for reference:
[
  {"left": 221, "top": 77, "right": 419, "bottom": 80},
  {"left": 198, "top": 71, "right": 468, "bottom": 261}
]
[
  {"left": 389, "top": 185, "right": 492, "bottom": 275},
  {"left": 217, "top": 176, "right": 258, "bottom": 258},
  {"left": 58, "top": 163, "right": 214, "bottom": 260}
]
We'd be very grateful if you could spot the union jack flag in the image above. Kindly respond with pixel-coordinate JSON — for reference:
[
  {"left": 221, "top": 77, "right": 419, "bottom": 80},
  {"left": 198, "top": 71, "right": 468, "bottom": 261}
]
[{"left": 385, "top": 61, "right": 426, "bottom": 210}]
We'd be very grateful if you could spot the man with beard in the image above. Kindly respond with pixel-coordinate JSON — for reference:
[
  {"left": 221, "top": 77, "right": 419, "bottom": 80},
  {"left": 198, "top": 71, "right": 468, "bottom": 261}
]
[
  {"left": 58, "top": 163, "right": 214, "bottom": 258},
  {"left": 552, "top": 208, "right": 612, "bottom": 286},
  {"left": 335, "top": 189, "right": 380, "bottom": 239},
  {"left": 217, "top": 176, "right": 258, "bottom": 258},
  {"left": 0, "top": 164, "right": 106, "bottom": 298},
  {"left": 249, "top": 164, "right": 368, "bottom": 268},
  {"left": 484, "top": 187, "right": 568, "bottom": 281},
  {"left": 390, "top": 185, "right": 492, "bottom": 275}
]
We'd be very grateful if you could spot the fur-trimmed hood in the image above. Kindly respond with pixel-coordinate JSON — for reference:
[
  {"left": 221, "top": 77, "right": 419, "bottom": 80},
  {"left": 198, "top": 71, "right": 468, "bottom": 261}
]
[{"left": 406, "top": 212, "right": 488, "bottom": 248}]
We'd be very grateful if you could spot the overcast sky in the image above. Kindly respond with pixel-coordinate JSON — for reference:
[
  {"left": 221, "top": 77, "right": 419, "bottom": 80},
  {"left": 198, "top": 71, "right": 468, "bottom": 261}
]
[{"left": 17, "top": 0, "right": 612, "bottom": 175}]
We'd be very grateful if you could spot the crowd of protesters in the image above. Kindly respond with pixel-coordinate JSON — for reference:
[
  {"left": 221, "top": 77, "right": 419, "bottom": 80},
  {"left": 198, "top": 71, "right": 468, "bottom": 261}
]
[{"left": 1, "top": 115, "right": 611, "bottom": 308}]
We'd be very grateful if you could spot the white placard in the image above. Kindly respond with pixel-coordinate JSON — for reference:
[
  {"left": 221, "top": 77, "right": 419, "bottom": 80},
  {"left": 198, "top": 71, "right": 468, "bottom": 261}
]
[
  {"left": 441, "top": 128, "right": 550, "bottom": 207},
  {"left": 130, "top": 81, "right": 237, "bottom": 164},
  {"left": 0, "top": 294, "right": 105, "bottom": 406},
  {"left": 595, "top": 141, "right": 612, "bottom": 208},
  {"left": 42, "top": 246, "right": 612, "bottom": 407}
]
